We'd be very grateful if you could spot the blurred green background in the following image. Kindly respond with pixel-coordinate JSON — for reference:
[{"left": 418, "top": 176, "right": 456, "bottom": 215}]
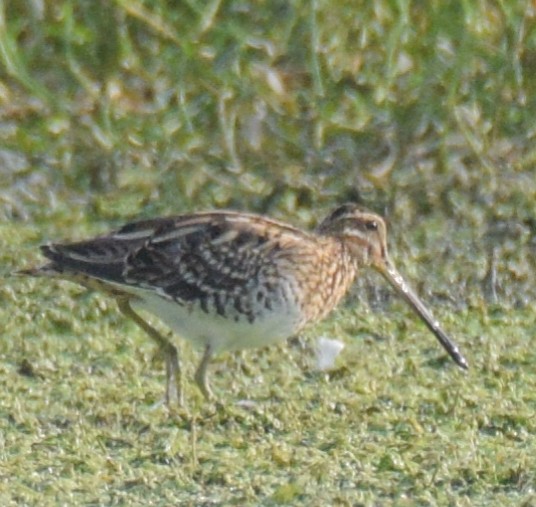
[{"left": 1, "top": 0, "right": 535, "bottom": 505}]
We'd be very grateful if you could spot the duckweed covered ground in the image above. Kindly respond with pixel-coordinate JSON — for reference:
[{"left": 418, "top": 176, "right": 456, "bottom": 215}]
[{"left": 1, "top": 1, "right": 536, "bottom": 505}]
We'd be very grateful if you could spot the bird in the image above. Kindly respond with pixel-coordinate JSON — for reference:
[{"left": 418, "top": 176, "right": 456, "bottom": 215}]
[{"left": 21, "top": 203, "right": 468, "bottom": 406}]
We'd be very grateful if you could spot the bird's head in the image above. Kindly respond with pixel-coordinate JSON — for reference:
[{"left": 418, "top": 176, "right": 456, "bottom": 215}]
[
  {"left": 317, "top": 203, "right": 469, "bottom": 370},
  {"left": 317, "top": 203, "right": 389, "bottom": 270}
]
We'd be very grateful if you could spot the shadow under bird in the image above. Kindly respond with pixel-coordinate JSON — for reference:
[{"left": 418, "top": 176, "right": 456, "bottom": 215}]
[{"left": 22, "top": 203, "right": 468, "bottom": 406}]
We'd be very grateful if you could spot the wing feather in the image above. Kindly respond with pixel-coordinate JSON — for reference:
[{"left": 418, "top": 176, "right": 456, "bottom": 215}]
[{"left": 39, "top": 212, "right": 316, "bottom": 307}]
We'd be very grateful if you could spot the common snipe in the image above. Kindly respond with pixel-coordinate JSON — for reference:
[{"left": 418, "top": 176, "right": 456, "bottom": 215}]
[{"left": 23, "top": 204, "right": 468, "bottom": 405}]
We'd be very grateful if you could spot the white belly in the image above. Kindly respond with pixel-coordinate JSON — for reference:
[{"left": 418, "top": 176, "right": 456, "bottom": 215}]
[{"left": 130, "top": 289, "right": 302, "bottom": 353}]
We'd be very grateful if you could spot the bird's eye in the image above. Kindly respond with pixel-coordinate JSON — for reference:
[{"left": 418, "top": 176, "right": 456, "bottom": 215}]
[{"left": 365, "top": 221, "right": 378, "bottom": 231}]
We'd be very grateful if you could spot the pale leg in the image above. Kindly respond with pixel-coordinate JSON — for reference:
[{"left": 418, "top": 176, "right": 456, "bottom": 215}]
[
  {"left": 117, "top": 298, "right": 183, "bottom": 407},
  {"left": 194, "top": 345, "right": 214, "bottom": 401}
]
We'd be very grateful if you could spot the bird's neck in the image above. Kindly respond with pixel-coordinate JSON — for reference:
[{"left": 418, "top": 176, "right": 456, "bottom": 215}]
[{"left": 297, "top": 239, "right": 358, "bottom": 325}]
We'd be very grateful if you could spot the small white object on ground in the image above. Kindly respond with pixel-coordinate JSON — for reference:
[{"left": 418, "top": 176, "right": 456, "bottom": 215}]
[{"left": 315, "top": 337, "right": 345, "bottom": 371}]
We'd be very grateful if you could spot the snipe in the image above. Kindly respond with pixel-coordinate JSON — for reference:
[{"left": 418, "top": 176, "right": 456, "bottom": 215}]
[{"left": 22, "top": 204, "right": 468, "bottom": 405}]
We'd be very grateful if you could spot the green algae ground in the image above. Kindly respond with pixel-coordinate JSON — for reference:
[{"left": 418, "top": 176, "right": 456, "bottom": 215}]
[{"left": 1, "top": 1, "right": 536, "bottom": 505}]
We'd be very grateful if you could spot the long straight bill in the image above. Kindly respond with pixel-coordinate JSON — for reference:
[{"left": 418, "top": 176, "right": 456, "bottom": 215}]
[{"left": 377, "top": 259, "right": 469, "bottom": 370}]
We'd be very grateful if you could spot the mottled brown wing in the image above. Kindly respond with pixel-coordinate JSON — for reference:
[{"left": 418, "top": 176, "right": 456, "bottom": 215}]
[
  {"left": 39, "top": 217, "right": 178, "bottom": 283},
  {"left": 122, "top": 214, "right": 301, "bottom": 307},
  {"left": 40, "top": 212, "right": 313, "bottom": 310}
]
